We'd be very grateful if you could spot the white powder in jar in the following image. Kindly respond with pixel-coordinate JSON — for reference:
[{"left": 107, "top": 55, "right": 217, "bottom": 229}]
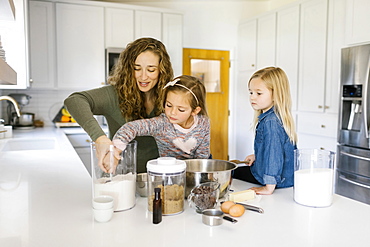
[
  {"left": 294, "top": 168, "right": 334, "bottom": 207},
  {"left": 94, "top": 173, "right": 136, "bottom": 211}
]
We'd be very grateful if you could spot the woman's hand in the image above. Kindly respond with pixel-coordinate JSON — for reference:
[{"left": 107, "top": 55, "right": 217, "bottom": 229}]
[
  {"left": 95, "top": 135, "right": 121, "bottom": 173},
  {"left": 244, "top": 154, "right": 255, "bottom": 166},
  {"left": 250, "top": 184, "right": 276, "bottom": 195},
  {"left": 102, "top": 146, "right": 122, "bottom": 174}
]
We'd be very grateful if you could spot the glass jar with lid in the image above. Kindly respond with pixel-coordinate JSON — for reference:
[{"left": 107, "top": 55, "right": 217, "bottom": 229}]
[{"left": 147, "top": 157, "right": 186, "bottom": 215}]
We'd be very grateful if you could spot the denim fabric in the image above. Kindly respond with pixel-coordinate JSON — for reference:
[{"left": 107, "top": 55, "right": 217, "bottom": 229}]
[{"left": 250, "top": 107, "right": 296, "bottom": 188}]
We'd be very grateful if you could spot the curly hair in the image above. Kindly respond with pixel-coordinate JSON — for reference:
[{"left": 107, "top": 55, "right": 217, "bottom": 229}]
[{"left": 108, "top": 38, "right": 174, "bottom": 121}]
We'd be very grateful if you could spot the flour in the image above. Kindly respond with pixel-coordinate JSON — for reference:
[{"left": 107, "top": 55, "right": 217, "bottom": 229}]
[
  {"left": 94, "top": 173, "right": 136, "bottom": 211},
  {"left": 294, "top": 168, "right": 334, "bottom": 207}
]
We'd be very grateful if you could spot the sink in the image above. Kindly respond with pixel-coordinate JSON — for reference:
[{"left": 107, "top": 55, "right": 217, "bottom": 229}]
[{"left": 1, "top": 138, "right": 56, "bottom": 151}]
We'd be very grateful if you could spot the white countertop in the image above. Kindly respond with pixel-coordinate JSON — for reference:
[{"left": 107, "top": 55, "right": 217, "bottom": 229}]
[{"left": 0, "top": 128, "right": 369, "bottom": 247}]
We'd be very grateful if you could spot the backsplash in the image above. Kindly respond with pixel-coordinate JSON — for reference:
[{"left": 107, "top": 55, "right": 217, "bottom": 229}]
[{"left": 0, "top": 88, "right": 75, "bottom": 126}]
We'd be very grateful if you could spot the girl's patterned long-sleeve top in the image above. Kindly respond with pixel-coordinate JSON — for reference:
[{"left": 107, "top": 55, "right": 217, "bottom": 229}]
[{"left": 113, "top": 113, "right": 210, "bottom": 159}]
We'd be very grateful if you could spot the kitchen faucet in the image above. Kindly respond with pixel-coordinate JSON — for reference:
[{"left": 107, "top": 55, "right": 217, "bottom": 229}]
[{"left": 0, "top": 95, "right": 21, "bottom": 117}]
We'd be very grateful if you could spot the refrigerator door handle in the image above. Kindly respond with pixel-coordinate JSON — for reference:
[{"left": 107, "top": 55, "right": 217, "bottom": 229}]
[
  {"left": 363, "top": 55, "right": 370, "bottom": 138},
  {"left": 339, "top": 175, "right": 370, "bottom": 189},
  {"left": 340, "top": 151, "right": 370, "bottom": 162}
]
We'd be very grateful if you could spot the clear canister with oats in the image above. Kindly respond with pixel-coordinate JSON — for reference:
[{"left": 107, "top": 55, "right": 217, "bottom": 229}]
[{"left": 146, "top": 157, "right": 186, "bottom": 215}]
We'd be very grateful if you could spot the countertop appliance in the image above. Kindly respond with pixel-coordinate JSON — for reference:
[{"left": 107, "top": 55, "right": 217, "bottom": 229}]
[
  {"left": 336, "top": 44, "right": 370, "bottom": 205},
  {"left": 6, "top": 93, "right": 35, "bottom": 129}
]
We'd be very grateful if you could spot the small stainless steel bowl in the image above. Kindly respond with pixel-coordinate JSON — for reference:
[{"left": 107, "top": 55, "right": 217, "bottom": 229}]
[
  {"left": 185, "top": 159, "right": 237, "bottom": 198},
  {"left": 202, "top": 209, "right": 224, "bottom": 226},
  {"left": 136, "top": 173, "right": 148, "bottom": 197}
]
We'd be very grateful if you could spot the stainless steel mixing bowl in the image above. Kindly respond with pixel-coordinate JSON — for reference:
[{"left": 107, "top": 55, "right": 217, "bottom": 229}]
[
  {"left": 136, "top": 173, "right": 148, "bottom": 197},
  {"left": 185, "top": 159, "right": 237, "bottom": 198}
]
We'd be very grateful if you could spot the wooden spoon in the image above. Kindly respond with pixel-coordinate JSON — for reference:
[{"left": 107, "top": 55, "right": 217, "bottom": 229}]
[{"left": 229, "top": 160, "right": 250, "bottom": 165}]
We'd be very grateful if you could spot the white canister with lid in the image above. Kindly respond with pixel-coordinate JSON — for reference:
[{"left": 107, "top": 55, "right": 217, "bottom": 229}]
[{"left": 147, "top": 157, "right": 186, "bottom": 215}]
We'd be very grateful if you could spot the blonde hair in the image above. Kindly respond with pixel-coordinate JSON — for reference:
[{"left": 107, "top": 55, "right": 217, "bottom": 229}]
[
  {"left": 249, "top": 67, "right": 297, "bottom": 144},
  {"left": 163, "top": 75, "right": 208, "bottom": 117},
  {"left": 108, "top": 38, "right": 173, "bottom": 121}
]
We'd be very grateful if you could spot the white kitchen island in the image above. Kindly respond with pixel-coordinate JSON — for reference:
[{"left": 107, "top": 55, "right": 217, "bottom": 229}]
[{"left": 0, "top": 128, "right": 369, "bottom": 247}]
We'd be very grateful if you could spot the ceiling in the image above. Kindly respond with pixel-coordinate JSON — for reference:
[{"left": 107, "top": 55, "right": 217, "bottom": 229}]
[{"left": 101, "top": 0, "right": 268, "bottom": 2}]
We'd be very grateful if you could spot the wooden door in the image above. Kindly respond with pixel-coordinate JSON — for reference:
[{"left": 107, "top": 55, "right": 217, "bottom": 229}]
[{"left": 183, "top": 48, "right": 229, "bottom": 160}]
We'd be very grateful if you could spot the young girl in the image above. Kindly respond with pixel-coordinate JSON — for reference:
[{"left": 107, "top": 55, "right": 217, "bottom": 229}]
[
  {"left": 109, "top": 75, "right": 210, "bottom": 171},
  {"left": 233, "top": 67, "right": 297, "bottom": 195}
]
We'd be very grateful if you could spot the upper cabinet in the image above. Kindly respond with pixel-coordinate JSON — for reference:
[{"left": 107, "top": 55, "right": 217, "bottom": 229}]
[
  {"left": 105, "top": 8, "right": 134, "bottom": 48},
  {"left": 135, "top": 10, "right": 162, "bottom": 40},
  {"left": 237, "top": 19, "right": 257, "bottom": 71},
  {"left": 0, "top": 0, "right": 29, "bottom": 89},
  {"left": 27, "top": 0, "right": 183, "bottom": 90},
  {"left": 256, "top": 12, "right": 276, "bottom": 69},
  {"left": 56, "top": 3, "right": 105, "bottom": 90},
  {"left": 325, "top": 0, "right": 346, "bottom": 115},
  {"left": 345, "top": 0, "right": 370, "bottom": 45},
  {"left": 29, "top": 1, "right": 55, "bottom": 89},
  {"left": 298, "top": 0, "right": 328, "bottom": 113},
  {"left": 276, "top": 5, "right": 300, "bottom": 111},
  {"left": 162, "top": 13, "right": 183, "bottom": 77}
]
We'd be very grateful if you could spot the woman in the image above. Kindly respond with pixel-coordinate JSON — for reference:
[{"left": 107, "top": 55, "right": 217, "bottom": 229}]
[{"left": 64, "top": 37, "right": 174, "bottom": 173}]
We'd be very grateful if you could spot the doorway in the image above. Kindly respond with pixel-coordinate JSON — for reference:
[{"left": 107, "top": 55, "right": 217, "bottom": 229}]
[{"left": 183, "top": 48, "right": 230, "bottom": 160}]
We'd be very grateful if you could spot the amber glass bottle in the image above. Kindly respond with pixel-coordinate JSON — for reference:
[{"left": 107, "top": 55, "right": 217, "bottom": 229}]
[{"left": 153, "top": 188, "right": 162, "bottom": 224}]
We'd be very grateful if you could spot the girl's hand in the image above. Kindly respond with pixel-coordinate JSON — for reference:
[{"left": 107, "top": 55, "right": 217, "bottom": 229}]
[
  {"left": 244, "top": 154, "right": 255, "bottom": 166},
  {"left": 250, "top": 184, "right": 276, "bottom": 195}
]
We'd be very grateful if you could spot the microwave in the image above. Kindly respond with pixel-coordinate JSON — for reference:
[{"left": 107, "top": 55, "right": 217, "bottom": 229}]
[{"left": 105, "top": 47, "right": 124, "bottom": 82}]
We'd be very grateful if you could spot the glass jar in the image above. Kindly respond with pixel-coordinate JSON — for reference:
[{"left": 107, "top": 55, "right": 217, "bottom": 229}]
[
  {"left": 91, "top": 141, "right": 137, "bottom": 212},
  {"left": 294, "top": 149, "right": 335, "bottom": 207},
  {"left": 147, "top": 157, "right": 186, "bottom": 215}
]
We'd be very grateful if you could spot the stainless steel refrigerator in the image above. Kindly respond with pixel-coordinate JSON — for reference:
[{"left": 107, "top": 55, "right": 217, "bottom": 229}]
[{"left": 336, "top": 44, "right": 370, "bottom": 205}]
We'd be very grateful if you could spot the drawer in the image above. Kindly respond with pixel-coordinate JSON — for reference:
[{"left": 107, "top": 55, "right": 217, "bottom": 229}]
[
  {"left": 337, "top": 145, "right": 370, "bottom": 177},
  {"left": 335, "top": 170, "right": 370, "bottom": 205},
  {"left": 67, "top": 134, "right": 91, "bottom": 148},
  {"left": 297, "top": 133, "right": 336, "bottom": 151},
  {"left": 297, "top": 113, "right": 338, "bottom": 138}
]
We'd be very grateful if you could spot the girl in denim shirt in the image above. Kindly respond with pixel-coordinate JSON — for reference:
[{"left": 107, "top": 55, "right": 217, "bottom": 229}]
[{"left": 233, "top": 67, "right": 297, "bottom": 195}]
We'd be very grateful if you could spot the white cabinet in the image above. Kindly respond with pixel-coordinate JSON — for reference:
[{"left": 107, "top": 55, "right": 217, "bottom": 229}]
[
  {"left": 27, "top": 1, "right": 183, "bottom": 90},
  {"left": 276, "top": 5, "right": 300, "bottom": 111},
  {"left": 0, "top": 0, "right": 29, "bottom": 89},
  {"left": 105, "top": 8, "right": 134, "bottom": 48},
  {"left": 297, "top": 112, "right": 338, "bottom": 151},
  {"left": 345, "top": 0, "right": 370, "bottom": 45},
  {"left": 325, "top": 0, "right": 346, "bottom": 115},
  {"left": 162, "top": 13, "right": 183, "bottom": 77},
  {"left": 238, "top": 19, "right": 257, "bottom": 71},
  {"left": 297, "top": 112, "right": 337, "bottom": 138},
  {"left": 298, "top": 0, "right": 328, "bottom": 113},
  {"left": 256, "top": 13, "right": 276, "bottom": 69},
  {"left": 297, "top": 134, "right": 337, "bottom": 151},
  {"left": 29, "top": 1, "right": 56, "bottom": 89},
  {"left": 135, "top": 10, "right": 162, "bottom": 40},
  {"left": 56, "top": 3, "right": 105, "bottom": 90}
]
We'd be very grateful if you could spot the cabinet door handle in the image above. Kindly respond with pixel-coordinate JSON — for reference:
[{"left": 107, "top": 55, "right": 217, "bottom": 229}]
[
  {"left": 321, "top": 125, "right": 326, "bottom": 128},
  {"left": 318, "top": 105, "right": 323, "bottom": 109},
  {"left": 85, "top": 139, "right": 91, "bottom": 143},
  {"left": 324, "top": 106, "right": 329, "bottom": 109}
]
